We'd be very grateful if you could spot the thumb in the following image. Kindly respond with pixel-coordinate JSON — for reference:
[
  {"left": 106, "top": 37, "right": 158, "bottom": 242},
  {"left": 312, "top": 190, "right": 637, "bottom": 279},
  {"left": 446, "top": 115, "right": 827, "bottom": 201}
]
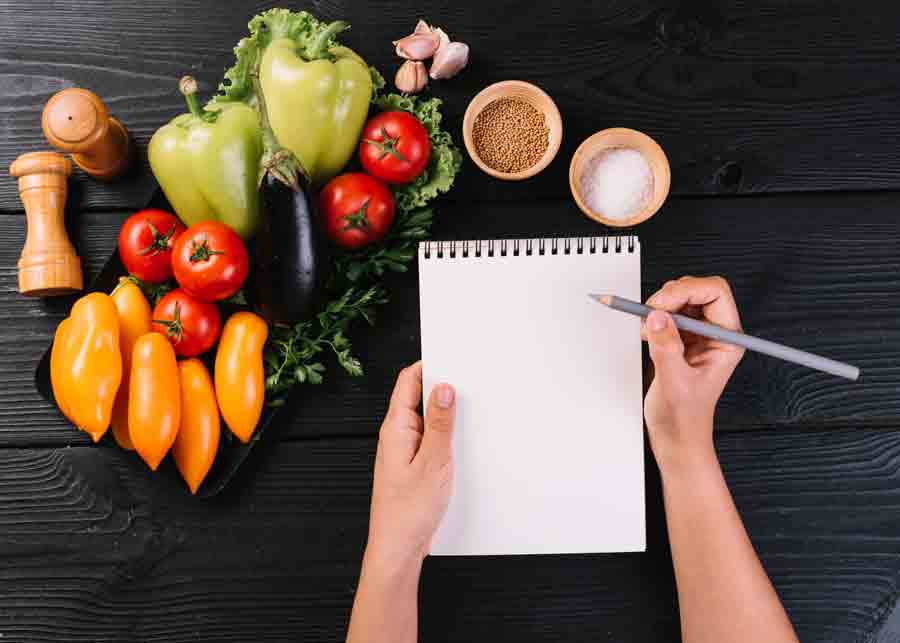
[
  {"left": 419, "top": 383, "right": 456, "bottom": 465},
  {"left": 645, "top": 310, "right": 689, "bottom": 379}
]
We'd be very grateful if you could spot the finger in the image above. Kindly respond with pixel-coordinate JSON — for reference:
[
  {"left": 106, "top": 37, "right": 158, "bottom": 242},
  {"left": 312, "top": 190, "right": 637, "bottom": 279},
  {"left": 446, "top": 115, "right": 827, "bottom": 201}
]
[
  {"left": 644, "top": 311, "right": 691, "bottom": 382},
  {"left": 389, "top": 362, "right": 422, "bottom": 413},
  {"left": 416, "top": 383, "right": 457, "bottom": 468},
  {"left": 646, "top": 276, "right": 742, "bottom": 331},
  {"left": 380, "top": 363, "right": 425, "bottom": 465}
]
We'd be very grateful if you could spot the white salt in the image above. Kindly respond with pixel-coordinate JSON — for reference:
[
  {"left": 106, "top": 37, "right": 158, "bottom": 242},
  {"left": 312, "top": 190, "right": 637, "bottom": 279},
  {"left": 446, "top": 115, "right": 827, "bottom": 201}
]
[{"left": 579, "top": 147, "right": 653, "bottom": 221}]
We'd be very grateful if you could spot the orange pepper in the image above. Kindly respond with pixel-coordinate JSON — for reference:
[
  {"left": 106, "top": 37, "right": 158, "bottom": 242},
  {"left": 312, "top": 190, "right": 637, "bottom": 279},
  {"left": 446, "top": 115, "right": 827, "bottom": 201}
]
[
  {"left": 173, "top": 358, "right": 220, "bottom": 494},
  {"left": 129, "top": 332, "right": 180, "bottom": 470},
  {"left": 109, "top": 279, "right": 152, "bottom": 450},
  {"left": 215, "top": 311, "right": 267, "bottom": 442},
  {"left": 50, "top": 293, "right": 122, "bottom": 441}
]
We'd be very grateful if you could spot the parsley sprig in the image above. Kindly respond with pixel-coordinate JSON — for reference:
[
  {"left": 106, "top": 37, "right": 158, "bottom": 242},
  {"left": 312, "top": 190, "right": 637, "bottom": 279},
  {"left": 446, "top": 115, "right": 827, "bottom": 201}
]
[{"left": 264, "top": 285, "right": 387, "bottom": 404}]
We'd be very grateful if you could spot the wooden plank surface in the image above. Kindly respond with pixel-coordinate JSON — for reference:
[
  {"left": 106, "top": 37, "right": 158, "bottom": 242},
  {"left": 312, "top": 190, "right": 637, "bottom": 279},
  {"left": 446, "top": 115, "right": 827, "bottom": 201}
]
[
  {"left": 2, "top": 1, "right": 899, "bottom": 641},
  {"left": 0, "top": 426, "right": 897, "bottom": 642},
  {"left": 3, "top": 1, "right": 900, "bottom": 211},
  {"left": 2, "top": 190, "right": 896, "bottom": 445}
]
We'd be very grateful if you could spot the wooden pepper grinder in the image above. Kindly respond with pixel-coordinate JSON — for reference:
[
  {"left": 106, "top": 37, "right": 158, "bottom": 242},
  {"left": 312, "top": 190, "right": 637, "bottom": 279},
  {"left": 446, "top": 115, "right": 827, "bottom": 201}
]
[
  {"left": 10, "top": 151, "right": 82, "bottom": 296},
  {"left": 42, "top": 88, "right": 132, "bottom": 180}
]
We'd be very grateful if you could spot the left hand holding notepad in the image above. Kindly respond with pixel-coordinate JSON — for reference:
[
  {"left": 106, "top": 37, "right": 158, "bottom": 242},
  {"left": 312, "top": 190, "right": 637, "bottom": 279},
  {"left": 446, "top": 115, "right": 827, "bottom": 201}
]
[
  {"left": 642, "top": 276, "right": 745, "bottom": 475},
  {"left": 366, "top": 362, "right": 457, "bottom": 567}
]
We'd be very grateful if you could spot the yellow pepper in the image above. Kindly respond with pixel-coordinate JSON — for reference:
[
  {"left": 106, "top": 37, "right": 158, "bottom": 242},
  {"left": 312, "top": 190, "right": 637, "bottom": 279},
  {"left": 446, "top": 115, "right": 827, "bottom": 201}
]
[
  {"left": 50, "top": 292, "right": 122, "bottom": 441},
  {"left": 110, "top": 279, "right": 152, "bottom": 450}
]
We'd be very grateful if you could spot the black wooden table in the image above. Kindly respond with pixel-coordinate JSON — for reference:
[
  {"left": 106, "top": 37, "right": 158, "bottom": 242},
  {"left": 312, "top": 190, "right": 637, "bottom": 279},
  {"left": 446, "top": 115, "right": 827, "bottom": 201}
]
[{"left": 2, "top": 2, "right": 900, "bottom": 641}]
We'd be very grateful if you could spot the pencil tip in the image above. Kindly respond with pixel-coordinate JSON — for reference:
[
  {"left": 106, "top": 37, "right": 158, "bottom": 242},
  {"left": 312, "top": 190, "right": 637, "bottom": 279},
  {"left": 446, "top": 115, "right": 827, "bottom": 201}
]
[{"left": 588, "top": 294, "right": 612, "bottom": 305}]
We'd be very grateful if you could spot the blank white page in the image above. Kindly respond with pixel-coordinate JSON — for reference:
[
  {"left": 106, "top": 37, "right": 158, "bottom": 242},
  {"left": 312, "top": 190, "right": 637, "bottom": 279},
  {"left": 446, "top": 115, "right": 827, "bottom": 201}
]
[{"left": 419, "top": 237, "right": 644, "bottom": 556}]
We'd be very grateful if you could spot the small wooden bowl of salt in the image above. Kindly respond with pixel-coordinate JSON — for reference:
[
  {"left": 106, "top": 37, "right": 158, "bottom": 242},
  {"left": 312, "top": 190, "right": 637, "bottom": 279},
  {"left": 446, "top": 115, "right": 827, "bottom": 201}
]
[{"left": 569, "top": 128, "right": 670, "bottom": 227}]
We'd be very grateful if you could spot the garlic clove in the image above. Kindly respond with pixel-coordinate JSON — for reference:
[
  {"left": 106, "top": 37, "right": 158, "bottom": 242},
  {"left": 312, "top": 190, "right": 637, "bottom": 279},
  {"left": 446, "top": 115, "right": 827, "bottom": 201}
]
[
  {"left": 393, "top": 32, "right": 441, "bottom": 60},
  {"left": 433, "top": 27, "right": 451, "bottom": 48},
  {"left": 414, "top": 19, "right": 432, "bottom": 35},
  {"left": 395, "top": 60, "right": 428, "bottom": 93},
  {"left": 430, "top": 41, "right": 469, "bottom": 79}
]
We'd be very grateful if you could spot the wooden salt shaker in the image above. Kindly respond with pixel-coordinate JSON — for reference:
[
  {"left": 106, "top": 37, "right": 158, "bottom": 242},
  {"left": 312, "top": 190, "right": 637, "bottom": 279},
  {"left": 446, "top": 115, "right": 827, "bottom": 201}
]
[
  {"left": 42, "top": 88, "right": 132, "bottom": 180},
  {"left": 10, "top": 152, "right": 82, "bottom": 296}
]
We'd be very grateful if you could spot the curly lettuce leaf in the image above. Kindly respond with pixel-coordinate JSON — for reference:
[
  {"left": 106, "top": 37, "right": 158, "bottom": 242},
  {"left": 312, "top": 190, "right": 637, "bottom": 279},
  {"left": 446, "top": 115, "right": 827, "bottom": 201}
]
[
  {"left": 375, "top": 93, "right": 463, "bottom": 212},
  {"left": 212, "top": 8, "right": 383, "bottom": 109}
]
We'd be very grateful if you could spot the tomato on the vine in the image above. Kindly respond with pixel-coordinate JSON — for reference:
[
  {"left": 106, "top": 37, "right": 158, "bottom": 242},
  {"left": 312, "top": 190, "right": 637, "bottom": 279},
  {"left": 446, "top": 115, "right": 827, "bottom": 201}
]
[
  {"left": 151, "top": 288, "right": 221, "bottom": 357},
  {"left": 358, "top": 111, "right": 431, "bottom": 185},
  {"left": 118, "top": 209, "right": 185, "bottom": 283},
  {"left": 171, "top": 221, "right": 248, "bottom": 302},
  {"left": 319, "top": 173, "right": 396, "bottom": 250}
]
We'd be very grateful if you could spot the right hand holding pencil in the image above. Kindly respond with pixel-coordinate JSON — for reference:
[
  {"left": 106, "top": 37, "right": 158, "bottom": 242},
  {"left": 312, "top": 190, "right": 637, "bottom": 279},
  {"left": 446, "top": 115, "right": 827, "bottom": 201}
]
[{"left": 641, "top": 276, "right": 744, "bottom": 475}]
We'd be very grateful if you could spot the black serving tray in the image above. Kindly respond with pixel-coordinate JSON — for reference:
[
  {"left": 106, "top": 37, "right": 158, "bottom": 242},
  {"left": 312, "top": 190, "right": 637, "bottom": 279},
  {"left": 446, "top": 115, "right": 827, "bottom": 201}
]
[{"left": 33, "top": 191, "right": 290, "bottom": 498}]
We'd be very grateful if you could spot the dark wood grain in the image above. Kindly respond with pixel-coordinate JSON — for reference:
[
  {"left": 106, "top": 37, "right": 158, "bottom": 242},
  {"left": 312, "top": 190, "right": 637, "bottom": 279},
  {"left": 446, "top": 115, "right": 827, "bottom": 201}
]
[
  {"left": 4, "top": 188, "right": 900, "bottom": 445},
  {"left": 0, "top": 426, "right": 897, "bottom": 642},
  {"left": 3, "top": 2, "right": 900, "bottom": 640},
  {"left": 3, "top": 1, "right": 900, "bottom": 211}
]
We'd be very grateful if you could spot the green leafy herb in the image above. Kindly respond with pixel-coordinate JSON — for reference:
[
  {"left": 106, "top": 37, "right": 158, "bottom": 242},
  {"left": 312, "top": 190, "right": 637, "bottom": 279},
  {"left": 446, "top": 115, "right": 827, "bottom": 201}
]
[{"left": 264, "top": 286, "right": 387, "bottom": 404}]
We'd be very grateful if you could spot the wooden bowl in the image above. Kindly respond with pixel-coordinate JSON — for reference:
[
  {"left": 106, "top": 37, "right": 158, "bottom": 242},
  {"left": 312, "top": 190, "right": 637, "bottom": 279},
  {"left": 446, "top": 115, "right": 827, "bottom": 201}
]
[
  {"left": 462, "top": 81, "right": 563, "bottom": 181},
  {"left": 569, "top": 128, "right": 671, "bottom": 227}
]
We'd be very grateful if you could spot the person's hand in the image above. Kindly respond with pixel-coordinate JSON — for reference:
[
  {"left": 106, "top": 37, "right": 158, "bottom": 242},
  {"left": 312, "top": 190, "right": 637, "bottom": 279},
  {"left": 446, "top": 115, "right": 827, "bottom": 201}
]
[
  {"left": 365, "top": 362, "right": 456, "bottom": 570},
  {"left": 642, "top": 276, "right": 744, "bottom": 475}
]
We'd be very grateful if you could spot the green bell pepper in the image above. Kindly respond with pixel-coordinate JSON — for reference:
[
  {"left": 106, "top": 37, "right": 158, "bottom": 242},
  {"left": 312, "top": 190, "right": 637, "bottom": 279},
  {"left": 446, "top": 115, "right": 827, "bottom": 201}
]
[
  {"left": 213, "top": 10, "right": 379, "bottom": 188},
  {"left": 149, "top": 77, "right": 263, "bottom": 240},
  {"left": 259, "top": 22, "right": 372, "bottom": 187}
]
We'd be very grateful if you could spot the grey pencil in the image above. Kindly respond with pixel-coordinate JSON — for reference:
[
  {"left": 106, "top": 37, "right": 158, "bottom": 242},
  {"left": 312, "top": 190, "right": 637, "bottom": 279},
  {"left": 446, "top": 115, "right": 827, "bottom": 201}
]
[{"left": 590, "top": 294, "right": 860, "bottom": 381}]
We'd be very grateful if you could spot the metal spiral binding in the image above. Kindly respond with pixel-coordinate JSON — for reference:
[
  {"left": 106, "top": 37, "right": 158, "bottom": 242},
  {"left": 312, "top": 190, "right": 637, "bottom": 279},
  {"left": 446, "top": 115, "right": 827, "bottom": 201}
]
[{"left": 421, "top": 236, "right": 637, "bottom": 259}]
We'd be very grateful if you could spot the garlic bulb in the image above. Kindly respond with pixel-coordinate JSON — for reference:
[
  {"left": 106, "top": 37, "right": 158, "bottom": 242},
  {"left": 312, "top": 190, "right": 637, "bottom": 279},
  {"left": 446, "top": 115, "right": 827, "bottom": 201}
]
[
  {"left": 395, "top": 60, "right": 428, "bottom": 93},
  {"left": 392, "top": 20, "right": 470, "bottom": 81}
]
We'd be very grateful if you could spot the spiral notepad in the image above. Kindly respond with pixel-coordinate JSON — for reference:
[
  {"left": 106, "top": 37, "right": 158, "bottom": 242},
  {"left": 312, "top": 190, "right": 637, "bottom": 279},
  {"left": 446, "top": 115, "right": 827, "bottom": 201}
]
[{"left": 419, "top": 236, "right": 645, "bottom": 556}]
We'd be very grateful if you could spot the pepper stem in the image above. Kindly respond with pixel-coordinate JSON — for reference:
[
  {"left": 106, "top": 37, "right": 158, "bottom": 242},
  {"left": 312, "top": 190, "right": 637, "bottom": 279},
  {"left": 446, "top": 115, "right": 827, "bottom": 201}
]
[
  {"left": 309, "top": 21, "right": 349, "bottom": 60},
  {"left": 179, "top": 76, "right": 205, "bottom": 118}
]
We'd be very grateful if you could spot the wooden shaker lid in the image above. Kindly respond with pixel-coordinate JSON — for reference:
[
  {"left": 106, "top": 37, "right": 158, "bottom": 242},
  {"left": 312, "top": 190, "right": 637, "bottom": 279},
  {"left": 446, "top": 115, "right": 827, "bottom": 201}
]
[
  {"left": 42, "top": 88, "right": 132, "bottom": 180},
  {"left": 10, "top": 150, "right": 72, "bottom": 179}
]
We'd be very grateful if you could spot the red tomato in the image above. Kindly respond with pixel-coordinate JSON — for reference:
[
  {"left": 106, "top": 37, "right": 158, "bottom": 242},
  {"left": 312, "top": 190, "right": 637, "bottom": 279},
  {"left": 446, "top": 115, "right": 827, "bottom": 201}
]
[
  {"left": 171, "top": 221, "right": 249, "bottom": 302},
  {"left": 319, "top": 173, "right": 396, "bottom": 250},
  {"left": 118, "top": 209, "right": 186, "bottom": 283},
  {"left": 151, "top": 289, "right": 222, "bottom": 357},
  {"left": 359, "top": 111, "right": 431, "bottom": 184}
]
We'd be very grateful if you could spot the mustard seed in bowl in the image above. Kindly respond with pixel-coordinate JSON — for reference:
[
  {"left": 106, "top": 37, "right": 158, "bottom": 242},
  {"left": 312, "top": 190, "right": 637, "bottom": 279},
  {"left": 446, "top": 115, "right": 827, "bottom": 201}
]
[{"left": 471, "top": 98, "right": 549, "bottom": 174}]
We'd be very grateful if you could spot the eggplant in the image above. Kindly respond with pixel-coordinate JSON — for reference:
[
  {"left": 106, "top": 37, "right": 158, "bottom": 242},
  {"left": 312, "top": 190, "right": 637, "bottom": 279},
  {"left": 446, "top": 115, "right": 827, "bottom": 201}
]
[{"left": 256, "top": 175, "right": 329, "bottom": 324}]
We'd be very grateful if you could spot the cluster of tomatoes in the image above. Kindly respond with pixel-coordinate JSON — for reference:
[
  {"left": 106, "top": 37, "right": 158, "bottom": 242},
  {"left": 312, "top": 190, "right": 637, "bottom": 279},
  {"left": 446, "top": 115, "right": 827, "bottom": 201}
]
[
  {"left": 319, "top": 110, "right": 432, "bottom": 249},
  {"left": 119, "top": 211, "right": 249, "bottom": 356}
]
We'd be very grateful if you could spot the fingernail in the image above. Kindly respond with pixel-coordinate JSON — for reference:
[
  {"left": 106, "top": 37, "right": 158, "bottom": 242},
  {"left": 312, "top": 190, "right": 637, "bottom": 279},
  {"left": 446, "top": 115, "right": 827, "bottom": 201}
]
[
  {"left": 647, "top": 310, "right": 667, "bottom": 332},
  {"left": 436, "top": 384, "right": 455, "bottom": 408}
]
